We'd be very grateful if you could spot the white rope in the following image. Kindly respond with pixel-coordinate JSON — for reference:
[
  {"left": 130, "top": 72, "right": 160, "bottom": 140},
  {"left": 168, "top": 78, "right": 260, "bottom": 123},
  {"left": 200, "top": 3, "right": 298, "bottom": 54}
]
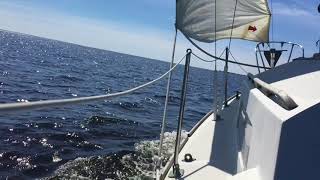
[{"left": 0, "top": 54, "right": 187, "bottom": 113}]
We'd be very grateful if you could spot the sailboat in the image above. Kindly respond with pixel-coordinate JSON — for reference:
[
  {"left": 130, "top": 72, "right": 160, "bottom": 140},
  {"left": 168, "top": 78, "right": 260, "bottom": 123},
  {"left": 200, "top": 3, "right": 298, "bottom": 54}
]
[
  {"left": 0, "top": 1, "right": 319, "bottom": 180},
  {"left": 155, "top": 0, "right": 320, "bottom": 180}
]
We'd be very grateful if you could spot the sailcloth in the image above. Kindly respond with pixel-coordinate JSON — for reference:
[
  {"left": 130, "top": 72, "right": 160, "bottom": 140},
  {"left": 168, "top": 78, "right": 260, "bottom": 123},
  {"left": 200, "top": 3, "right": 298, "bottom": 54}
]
[{"left": 176, "top": 0, "right": 271, "bottom": 43}]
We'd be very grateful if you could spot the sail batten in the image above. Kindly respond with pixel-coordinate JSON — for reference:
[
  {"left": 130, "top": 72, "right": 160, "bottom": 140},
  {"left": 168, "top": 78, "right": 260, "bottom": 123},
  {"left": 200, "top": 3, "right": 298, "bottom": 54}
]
[{"left": 176, "top": 0, "right": 271, "bottom": 43}]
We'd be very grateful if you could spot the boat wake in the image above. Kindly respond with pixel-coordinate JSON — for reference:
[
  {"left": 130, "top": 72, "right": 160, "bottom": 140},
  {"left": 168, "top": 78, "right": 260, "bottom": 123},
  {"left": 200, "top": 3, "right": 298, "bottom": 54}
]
[{"left": 46, "top": 131, "right": 187, "bottom": 180}]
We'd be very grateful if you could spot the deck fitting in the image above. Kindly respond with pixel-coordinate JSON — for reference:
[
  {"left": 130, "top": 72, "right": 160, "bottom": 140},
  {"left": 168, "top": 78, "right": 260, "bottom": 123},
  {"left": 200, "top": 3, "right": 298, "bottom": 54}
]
[{"left": 168, "top": 166, "right": 184, "bottom": 178}]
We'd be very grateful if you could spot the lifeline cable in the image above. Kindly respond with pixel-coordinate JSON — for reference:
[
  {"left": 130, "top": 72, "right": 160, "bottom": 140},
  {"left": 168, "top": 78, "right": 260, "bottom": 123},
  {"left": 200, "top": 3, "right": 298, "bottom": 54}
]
[{"left": 0, "top": 54, "right": 187, "bottom": 113}]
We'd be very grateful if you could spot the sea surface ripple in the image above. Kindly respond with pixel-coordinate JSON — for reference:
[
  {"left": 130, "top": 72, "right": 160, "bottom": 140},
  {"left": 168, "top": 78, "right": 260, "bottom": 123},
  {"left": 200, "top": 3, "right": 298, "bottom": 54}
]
[{"left": 0, "top": 30, "right": 245, "bottom": 179}]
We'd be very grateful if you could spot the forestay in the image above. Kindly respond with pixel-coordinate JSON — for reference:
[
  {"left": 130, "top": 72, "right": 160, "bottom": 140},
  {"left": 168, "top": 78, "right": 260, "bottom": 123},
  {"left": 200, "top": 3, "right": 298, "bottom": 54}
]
[{"left": 176, "top": 0, "right": 271, "bottom": 43}]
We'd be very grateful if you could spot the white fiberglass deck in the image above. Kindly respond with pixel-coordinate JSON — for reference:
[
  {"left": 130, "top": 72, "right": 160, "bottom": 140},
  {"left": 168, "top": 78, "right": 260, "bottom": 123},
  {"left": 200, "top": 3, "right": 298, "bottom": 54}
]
[{"left": 164, "top": 98, "right": 258, "bottom": 180}]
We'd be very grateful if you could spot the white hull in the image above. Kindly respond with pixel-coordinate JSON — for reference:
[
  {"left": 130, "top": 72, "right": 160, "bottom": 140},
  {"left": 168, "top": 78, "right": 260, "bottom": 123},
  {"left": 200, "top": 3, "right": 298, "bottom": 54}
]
[{"left": 161, "top": 59, "right": 320, "bottom": 180}]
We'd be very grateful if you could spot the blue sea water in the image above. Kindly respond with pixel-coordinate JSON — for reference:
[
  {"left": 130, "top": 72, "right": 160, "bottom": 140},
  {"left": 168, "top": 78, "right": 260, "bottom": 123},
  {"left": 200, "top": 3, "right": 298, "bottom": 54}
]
[{"left": 0, "top": 30, "right": 245, "bottom": 179}]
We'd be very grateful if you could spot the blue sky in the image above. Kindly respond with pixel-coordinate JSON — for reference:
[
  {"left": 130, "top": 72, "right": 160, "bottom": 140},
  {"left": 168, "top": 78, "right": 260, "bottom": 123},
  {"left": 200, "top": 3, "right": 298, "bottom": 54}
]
[{"left": 0, "top": 0, "right": 319, "bottom": 73}]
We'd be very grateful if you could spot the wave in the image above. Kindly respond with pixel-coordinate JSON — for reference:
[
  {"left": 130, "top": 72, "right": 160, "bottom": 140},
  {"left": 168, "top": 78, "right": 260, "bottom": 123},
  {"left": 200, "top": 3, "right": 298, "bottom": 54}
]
[
  {"left": 46, "top": 131, "right": 187, "bottom": 180},
  {"left": 153, "top": 95, "right": 180, "bottom": 102},
  {"left": 144, "top": 97, "right": 161, "bottom": 106},
  {"left": 53, "top": 75, "right": 83, "bottom": 82},
  {"left": 85, "top": 115, "right": 138, "bottom": 126},
  {"left": 118, "top": 101, "right": 144, "bottom": 111}
]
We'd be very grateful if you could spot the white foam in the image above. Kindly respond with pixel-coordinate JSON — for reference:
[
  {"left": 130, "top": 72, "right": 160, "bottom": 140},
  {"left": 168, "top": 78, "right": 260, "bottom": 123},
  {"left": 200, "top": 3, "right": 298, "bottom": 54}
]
[{"left": 50, "top": 131, "right": 187, "bottom": 179}]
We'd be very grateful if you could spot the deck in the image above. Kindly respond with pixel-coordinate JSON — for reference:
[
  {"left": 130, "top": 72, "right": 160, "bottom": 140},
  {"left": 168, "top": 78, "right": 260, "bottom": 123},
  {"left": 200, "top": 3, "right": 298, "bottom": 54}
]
[{"left": 163, "top": 98, "right": 258, "bottom": 180}]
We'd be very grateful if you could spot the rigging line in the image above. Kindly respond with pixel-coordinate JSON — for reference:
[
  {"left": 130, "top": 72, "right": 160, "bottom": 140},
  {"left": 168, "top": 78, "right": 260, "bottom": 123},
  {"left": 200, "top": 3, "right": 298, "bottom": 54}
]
[
  {"left": 191, "top": 49, "right": 225, "bottom": 63},
  {"left": 213, "top": 54, "right": 218, "bottom": 119},
  {"left": 184, "top": 34, "right": 271, "bottom": 69},
  {"left": 228, "top": 0, "right": 239, "bottom": 50},
  {"left": 214, "top": 0, "right": 217, "bottom": 57},
  {"left": 229, "top": 50, "right": 249, "bottom": 74},
  {"left": 214, "top": 0, "right": 218, "bottom": 120},
  {"left": 0, "top": 54, "right": 187, "bottom": 113},
  {"left": 158, "top": 28, "right": 178, "bottom": 168},
  {"left": 270, "top": 0, "right": 274, "bottom": 43}
]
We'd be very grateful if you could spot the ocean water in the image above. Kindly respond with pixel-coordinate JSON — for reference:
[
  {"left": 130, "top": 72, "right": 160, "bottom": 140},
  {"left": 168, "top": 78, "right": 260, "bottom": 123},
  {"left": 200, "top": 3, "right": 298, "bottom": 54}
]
[{"left": 0, "top": 30, "right": 245, "bottom": 179}]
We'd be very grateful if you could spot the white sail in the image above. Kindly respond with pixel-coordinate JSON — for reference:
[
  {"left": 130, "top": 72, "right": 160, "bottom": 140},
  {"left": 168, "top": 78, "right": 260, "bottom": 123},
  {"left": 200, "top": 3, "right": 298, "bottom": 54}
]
[{"left": 176, "top": 0, "right": 271, "bottom": 43}]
